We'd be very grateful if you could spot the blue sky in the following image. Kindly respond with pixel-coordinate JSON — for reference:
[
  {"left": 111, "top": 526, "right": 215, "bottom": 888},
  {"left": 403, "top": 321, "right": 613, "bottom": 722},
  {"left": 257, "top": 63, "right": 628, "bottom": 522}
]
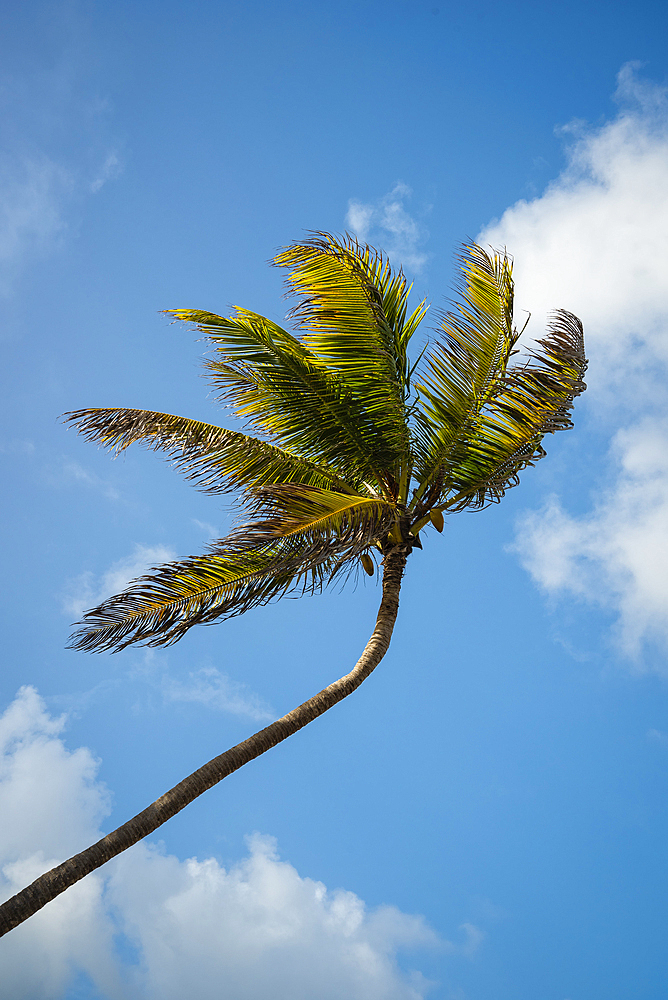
[{"left": 1, "top": 1, "right": 668, "bottom": 997}]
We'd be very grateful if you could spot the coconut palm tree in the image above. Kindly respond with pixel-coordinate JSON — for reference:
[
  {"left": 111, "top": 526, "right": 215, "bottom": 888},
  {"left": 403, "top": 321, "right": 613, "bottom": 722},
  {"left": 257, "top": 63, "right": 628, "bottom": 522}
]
[{"left": 0, "top": 235, "right": 586, "bottom": 936}]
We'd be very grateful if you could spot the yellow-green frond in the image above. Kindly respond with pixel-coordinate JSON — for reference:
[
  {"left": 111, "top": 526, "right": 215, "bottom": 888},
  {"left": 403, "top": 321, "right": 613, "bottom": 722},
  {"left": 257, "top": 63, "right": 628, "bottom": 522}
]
[
  {"left": 245, "top": 484, "right": 396, "bottom": 542},
  {"left": 276, "top": 233, "right": 426, "bottom": 393},
  {"left": 67, "top": 539, "right": 316, "bottom": 652},
  {"left": 67, "top": 509, "right": 391, "bottom": 652},
  {"left": 275, "top": 233, "right": 398, "bottom": 381},
  {"left": 167, "top": 308, "right": 403, "bottom": 493},
  {"left": 412, "top": 244, "right": 518, "bottom": 485},
  {"left": 413, "top": 309, "right": 587, "bottom": 521},
  {"left": 63, "top": 408, "right": 347, "bottom": 494},
  {"left": 274, "top": 233, "right": 417, "bottom": 459}
]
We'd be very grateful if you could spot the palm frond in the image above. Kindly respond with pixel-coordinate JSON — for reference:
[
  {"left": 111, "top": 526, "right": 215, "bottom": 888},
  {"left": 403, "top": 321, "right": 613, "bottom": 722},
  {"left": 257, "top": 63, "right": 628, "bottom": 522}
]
[
  {"left": 414, "top": 309, "right": 587, "bottom": 520},
  {"left": 412, "top": 244, "right": 517, "bottom": 488},
  {"left": 244, "top": 484, "right": 396, "bottom": 542},
  {"left": 503, "top": 308, "right": 587, "bottom": 436},
  {"left": 63, "top": 408, "right": 344, "bottom": 495},
  {"left": 167, "top": 308, "right": 401, "bottom": 493},
  {"left": 276, "top": 233, "right": 397, "bottom": 379},
  {"left": 67, "top": 511, "right": 386, "bottom": 653},
  {"left": 67, "top": 540, "right": 315, "bottom": 652},
  {"left": 275, "top": 234, "right": 417, "bottom": 459},
  {"left": 276, "top": 232, "right": 425, "bottom": 391}
]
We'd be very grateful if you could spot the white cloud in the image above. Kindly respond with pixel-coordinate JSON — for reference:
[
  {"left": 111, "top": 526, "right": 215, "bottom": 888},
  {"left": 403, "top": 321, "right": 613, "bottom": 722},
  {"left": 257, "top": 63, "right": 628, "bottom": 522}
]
[
  {"left": 0, "top": 688, "right": 121, "bottom": 1000},
  {"left": 479, "top": 63, "right": 668, "bottom": 402},
  {"left": 63, "top": 544, "right": 176, "bottom": 620},
  {"left": 161, "top": 665, "right": 274, "bottom": 721},
  {"left": 108, "top": 835, "right": 440, "bottom": 1000},
  {"left": 346, "top": 182, "right": 430, "bottom": 274},
  {"left": 346, "top": 200, "right": 375, "bottom": 238},
  {"left": 513, "top": 420, "right": 668, "bottom": 662},
  {"left": 0, "top": 156, "right": 73, "bottom": 295},
  {"left": 0, "top": 51, "right": 122, "bottom": 296},
  {"left": 480, "top": 65, "right": 668, "bottom": 661},
  {"left": 0, "top": 687, "right": 475, "bottom": 1000},
  {"left": 0, "top": 687, "right": 110, "bottom": 863}
]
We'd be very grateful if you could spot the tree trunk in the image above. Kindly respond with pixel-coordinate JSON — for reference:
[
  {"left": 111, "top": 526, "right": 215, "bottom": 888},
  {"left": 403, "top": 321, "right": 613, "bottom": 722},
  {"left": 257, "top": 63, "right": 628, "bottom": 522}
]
[{"left": 0, "top": 547, "right": 407, "bottom": 937}]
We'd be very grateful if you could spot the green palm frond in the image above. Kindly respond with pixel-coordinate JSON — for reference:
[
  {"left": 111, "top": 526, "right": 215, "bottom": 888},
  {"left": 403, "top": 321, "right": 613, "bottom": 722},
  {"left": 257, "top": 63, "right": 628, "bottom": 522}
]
[
  {"left": 274, "top": 234, "right": 419, "bottom": 462},
  {"left": 412, "top": 309, "right": 587, "bottom": 525},
  {"left": 276, "top": 232, "right": 426, "bottom": 397},
  {"left": 67, "top": 539, "right": 317, "bottom": 652},
  {"left": 244, "top": 484, "right": 396, "bottom": 542},
  {"left": 167, "top": 308, "right": 400, "bottom": 493},
  {"left": 412, "top": 244, "right": 517, "bottom": 489},
  {"left": 501, "top": 309, "right": 587, "bottom": 438},
  {"left": 275, "top": 233, "right": 397, "bottom": 380},
  {"left": 63, "top": 408, "right": 344, "bottom": 495},
  {"left": 67, "top": 511, "right": 385, "bottom": 653},
  {"left": 375, "top": 267, "right": 428, "bottom": 395}
]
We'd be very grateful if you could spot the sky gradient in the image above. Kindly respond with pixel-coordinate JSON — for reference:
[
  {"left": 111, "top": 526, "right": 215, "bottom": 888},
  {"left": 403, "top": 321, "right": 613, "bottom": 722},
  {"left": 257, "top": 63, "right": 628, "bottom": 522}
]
[{"left": 2, "top": 2, "right": 668, "bottom": 998}]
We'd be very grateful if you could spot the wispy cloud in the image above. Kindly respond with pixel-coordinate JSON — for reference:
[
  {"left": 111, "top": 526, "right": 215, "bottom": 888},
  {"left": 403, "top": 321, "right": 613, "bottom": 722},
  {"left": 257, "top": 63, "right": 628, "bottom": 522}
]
[
  {"left": 63, "top": 544, "right": 176, "bottom": 620},
  {"left": 346, "top": 182, "right": 430, "bottom": 274},
  {"left": 0, "top": 155, "right": 73, "bottom": 295},
  {"left": 0, "top": 438, "right": 35, "bottom": 455},
  {"left": 192, "top": 518, "right": 220, "bottom": 539},
  {"left": 90, "top": 151, "right": 121, "bottom": 194},
  {"left": 0, "top": 145, "right": 121, "bottom": 295},
  {"left": 480, "top": 65, "right": 668, "bottom": 663},
  {"left": 162, "top": 666, "right": 274, "bottom": 721},
  {"left": 129, "top": 652, "right": 274, "bottom": 721},
  {"left": 512, "top": 421, "right": 668, "bottom": 663},
  {"left": 52, "top": 458, "right": 121, "bottom": 500},
  {"left": 0, "top": 50, "right": 122, "bottom": 296},
  {"left": 0, "top": 687, "right": 467, "bottom": 1000},
  {"left": 62, "top": 547, "right": 272, "bottom": 721}
]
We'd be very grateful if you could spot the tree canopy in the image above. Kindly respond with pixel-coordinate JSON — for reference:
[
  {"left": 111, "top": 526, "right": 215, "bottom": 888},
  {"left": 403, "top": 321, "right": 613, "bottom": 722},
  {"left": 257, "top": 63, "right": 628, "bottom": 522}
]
[{"left": 64, "top": 235, "right": 587, "bottom": 653}]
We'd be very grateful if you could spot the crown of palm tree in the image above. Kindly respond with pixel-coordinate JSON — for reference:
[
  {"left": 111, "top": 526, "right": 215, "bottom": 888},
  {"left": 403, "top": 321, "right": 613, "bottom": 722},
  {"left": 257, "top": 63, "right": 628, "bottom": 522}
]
[{"left": 64, "top": 234, "right": 587, "bottom": 653}]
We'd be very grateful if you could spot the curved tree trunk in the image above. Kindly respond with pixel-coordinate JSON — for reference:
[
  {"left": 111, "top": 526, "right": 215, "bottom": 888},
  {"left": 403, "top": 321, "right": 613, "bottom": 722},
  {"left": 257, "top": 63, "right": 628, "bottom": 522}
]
[{"left": 0, "top": 547, "right": 407, "bottom": 938}]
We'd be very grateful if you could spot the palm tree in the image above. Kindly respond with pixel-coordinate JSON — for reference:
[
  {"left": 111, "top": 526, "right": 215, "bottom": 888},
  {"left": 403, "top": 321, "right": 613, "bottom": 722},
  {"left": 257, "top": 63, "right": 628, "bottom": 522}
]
[{"left": 0, "top": 235, "right": 586, "bottom": 936}]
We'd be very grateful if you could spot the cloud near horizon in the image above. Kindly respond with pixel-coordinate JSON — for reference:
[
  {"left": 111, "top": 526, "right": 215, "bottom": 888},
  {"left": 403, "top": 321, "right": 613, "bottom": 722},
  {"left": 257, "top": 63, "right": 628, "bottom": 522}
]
[
  {"left": 480, "top": 65, "right": 668, "bottom": 662},
  {"left": 0, "top": 687, "right": 478, "bottom": 999}
]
